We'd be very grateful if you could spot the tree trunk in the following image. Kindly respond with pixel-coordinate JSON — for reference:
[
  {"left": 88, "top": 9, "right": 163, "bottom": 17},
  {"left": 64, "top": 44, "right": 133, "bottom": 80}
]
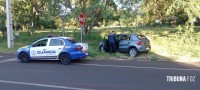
[
  {"left": 83, "top": 23, "right": 94, "bottom": 35},
  {"left": 118, "top": 20, "right": 122, "bottom": 30},
  {"left": 83, "top": 26, "right": 87, "bottom": 35},
  {"left": 87, "top": 25, "right": 94, "bottom": 35}
]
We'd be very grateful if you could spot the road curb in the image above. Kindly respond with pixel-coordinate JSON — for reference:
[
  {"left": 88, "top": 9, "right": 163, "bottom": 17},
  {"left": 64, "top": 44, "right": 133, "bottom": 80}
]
[{"left": 86, "top": 56, "right": 200, "bottom": 63}]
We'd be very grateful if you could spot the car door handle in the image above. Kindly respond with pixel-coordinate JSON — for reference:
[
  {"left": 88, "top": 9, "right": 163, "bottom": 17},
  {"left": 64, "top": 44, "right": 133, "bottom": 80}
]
[
  {"left": 43, "top": 49, "right": 46, "bottom": 50},
  {"left": 58, "top": 48, "right": 62, "bottom": 50}
]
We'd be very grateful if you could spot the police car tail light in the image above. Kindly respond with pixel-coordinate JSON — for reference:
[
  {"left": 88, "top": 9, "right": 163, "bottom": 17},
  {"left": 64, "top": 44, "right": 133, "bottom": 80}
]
[{"left": 75, "top": 46, "right": 83, "bottom": 50}]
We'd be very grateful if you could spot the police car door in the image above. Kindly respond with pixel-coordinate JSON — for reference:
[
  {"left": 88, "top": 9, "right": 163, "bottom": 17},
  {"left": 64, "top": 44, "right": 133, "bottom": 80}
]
[
  {"left": 30, "top": 39, "right": 49, "bottom": 59},
  {"left": 46, "top": 39, "right": 65, "bottom": 60}
]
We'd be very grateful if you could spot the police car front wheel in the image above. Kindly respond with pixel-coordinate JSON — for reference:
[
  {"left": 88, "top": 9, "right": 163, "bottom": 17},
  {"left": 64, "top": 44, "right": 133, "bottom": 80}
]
[
  {"left": 60, "top": 54, "right": 71, "bottom": 65},
  {"left": 19, "top": 53, "right": 29, "bottom": 63}
]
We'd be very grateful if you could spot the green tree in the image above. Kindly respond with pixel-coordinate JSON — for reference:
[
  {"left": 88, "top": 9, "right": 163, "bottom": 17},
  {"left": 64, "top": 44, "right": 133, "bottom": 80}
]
[
  {"left": 12, "top": 0, "right": 57, "bottom": 31},
  {"left": 140, "top": 0, "right": 200, "bottom": 32},
  {"left": 70, "top": 0, "right": 117, "bottom": 35},
  {"left": 0, "top": 0, "right": 6, "bottom": 38},
  {"left": 115, "top": 0, "right": 142, "bottom": 27},
  {"left": 166, "top": 0, "right": 200, "bottom": 32}
]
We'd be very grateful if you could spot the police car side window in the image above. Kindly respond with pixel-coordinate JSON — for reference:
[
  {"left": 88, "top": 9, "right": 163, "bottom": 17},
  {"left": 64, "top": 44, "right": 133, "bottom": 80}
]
[
  {"left": 49, "top": 39, "right": 64, "bottom": 46},
  {"left": 33, "top": 39, "right": 48, "bottom": 47}
]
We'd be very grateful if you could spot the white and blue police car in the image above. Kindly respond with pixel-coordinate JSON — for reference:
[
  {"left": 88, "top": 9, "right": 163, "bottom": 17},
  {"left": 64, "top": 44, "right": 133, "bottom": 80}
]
[{"left": 17, "top": 36, "right": 89, "bottom": 64}]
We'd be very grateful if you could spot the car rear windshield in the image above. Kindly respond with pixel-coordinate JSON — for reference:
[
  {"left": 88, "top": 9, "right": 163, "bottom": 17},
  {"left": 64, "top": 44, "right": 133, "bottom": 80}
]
[
  {"left": 67, "top": 38, "right": 78, "bottom": 44},
  {"left": 137, "top": 35, "right": 147, "bottom": 40}
]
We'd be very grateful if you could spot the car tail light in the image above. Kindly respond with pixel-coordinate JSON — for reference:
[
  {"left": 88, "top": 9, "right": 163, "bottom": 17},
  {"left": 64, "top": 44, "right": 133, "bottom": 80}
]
[
  {"left": 137, "top": 41, "right": 143, "bottom": 46},
  {"left": 75, "top": 46, "right": 83, "bottom": 50}
]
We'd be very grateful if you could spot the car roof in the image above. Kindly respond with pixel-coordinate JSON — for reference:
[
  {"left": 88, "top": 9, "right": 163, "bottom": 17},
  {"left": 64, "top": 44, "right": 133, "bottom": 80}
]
[
  {"left": 42, "top": 36, "right": 74, "bottom": 40},
  {"left": 117, "top": 34, "right": 138, "bottom": 36}
]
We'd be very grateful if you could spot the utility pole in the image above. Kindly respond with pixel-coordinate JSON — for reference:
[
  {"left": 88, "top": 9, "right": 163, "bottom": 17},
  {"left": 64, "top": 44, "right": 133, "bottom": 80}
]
[{"left": 6, "top": 0, "right": 14, "bottom": 48}]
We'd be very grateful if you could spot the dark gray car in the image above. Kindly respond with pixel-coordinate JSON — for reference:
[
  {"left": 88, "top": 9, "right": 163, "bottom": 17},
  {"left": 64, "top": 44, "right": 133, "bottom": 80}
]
[{"left": 99, "top": 34, "right": 151, "bottom": 57}]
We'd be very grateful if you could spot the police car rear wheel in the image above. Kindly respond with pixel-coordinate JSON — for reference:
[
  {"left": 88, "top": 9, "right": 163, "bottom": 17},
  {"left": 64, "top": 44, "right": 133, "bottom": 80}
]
[
  {"left": 60, "top": 54, "right": 71, "bottom": 65},
  {"left": 19, "top": 53, "right": 29, "bottom": 63}
]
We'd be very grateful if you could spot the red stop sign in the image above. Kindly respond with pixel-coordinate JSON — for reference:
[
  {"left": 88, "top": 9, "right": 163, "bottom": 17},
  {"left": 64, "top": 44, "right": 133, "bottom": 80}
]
[
  {"left": 79, "top": 13, "right": 84, "bottom": 25},
  {"left": 79, "top": 13, "right": 84, "bottom": 18}
]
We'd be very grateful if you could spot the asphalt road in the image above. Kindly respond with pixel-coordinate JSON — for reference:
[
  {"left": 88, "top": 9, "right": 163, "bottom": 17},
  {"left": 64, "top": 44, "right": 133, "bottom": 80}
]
[{"left": 0, "top": 54, "right": 200, "bottom": 90}]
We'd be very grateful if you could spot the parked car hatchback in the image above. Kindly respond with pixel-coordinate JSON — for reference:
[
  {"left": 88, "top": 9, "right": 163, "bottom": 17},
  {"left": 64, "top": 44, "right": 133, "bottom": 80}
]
[
  {"left": 99, "top": 34, "right": 151, "bottom": 57},
  {"left": 17, "top": 36, "right": 89, "bottom": 64}
]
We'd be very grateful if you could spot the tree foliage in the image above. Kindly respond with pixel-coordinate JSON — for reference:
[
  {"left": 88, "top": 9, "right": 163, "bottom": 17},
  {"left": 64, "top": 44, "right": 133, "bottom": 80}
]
[
  {"left": 167, "top": 0, "right": 200, "bottom": 32},
  {"left": 1, "top": 0, "right": 200, "bottom": 37},
  {"left": 140, "top": 0, "right": 200, "bottom": 32},
  {"left": 0, "top": 0, "right": 119, "bottom": 35},
  {"left": 71, "top": 0, "right": 117, "bottom": 35},
  {"left": 12, "top": 0, "right": 57, "bottom": 30},
  {"left": 0, "top": 0, "right": 6, "bottom": 37}
]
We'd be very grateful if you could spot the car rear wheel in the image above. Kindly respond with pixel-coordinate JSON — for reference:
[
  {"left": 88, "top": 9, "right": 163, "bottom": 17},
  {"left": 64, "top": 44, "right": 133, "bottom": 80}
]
[
  {"left": 19, "top": 53, "right": 29, "bottom": 63},
  {"left": 60, "top": 54, "right": 71, "bottom": 65},
  {"left": 129, "top": 48, "right": 139, "bottom": 57},
  {"left": 100, "top": 45, "right": 105, "bottom": 52}
]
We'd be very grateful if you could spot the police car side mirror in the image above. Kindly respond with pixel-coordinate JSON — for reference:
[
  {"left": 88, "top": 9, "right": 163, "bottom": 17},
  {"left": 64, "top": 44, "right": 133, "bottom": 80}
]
[{"left": 31, "top": 44, "right": 35, "bottom": 47}]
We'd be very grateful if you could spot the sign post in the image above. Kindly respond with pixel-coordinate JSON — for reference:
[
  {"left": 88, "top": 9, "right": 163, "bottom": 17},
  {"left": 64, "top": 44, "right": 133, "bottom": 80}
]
[
  {"left": 79, "top": 13, "right": 84, "bottom": 42},
  {"left": 80, "top": 25, "right": 83, "bottom": 42}
]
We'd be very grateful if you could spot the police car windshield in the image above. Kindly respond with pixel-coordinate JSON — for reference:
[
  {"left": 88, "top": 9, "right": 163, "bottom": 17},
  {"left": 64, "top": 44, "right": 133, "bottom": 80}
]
[{"left": 67, "top": 38, "right": 78, "bottom": 44}]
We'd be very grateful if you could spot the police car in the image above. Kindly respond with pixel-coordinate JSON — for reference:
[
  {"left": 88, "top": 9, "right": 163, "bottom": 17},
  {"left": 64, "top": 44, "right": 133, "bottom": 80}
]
[{"left": 17, "top": 36, "right": 89, "bottom": 64}]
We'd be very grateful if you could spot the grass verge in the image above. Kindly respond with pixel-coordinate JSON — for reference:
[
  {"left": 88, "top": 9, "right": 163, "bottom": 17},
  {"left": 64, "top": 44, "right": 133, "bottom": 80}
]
[{"left": 0, "top": 26, "right": 200, "bottom": 62}]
